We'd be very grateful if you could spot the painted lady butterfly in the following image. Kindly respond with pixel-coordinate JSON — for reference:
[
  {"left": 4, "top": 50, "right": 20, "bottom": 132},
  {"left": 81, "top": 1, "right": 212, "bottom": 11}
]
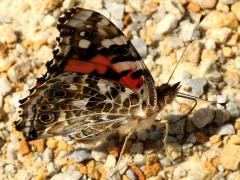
[{"left": 15, "top": 8, "right": 181, "bottom": 142}]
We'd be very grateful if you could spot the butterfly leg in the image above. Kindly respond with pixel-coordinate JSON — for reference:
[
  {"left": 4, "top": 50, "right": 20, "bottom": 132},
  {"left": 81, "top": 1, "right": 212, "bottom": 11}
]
[
  {"left": 110, "top": 130, "right": 134, "bottom": 177},
  {"left": 160, "top": 119, "right": 174, "bottom": 162}
]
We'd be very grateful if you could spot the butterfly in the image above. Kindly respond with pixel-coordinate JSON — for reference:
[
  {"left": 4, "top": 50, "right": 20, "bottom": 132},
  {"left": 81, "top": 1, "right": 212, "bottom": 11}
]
[{"left": 15, "top": 7, "right": 180, "bottom": 143}]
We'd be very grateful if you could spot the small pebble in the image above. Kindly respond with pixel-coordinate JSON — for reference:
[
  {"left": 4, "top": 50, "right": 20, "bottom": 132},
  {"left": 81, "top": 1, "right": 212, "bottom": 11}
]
[
  {"left": 68, "top": 148, "right": 91, "bottom": 163},
  {"left": 105, "top": 155, "right": 116, "bottom": 168},
  {"left": 0, "top": 77, "right": 12, "bottom": 96},
  {"left": 126, "top": 169, "right": 137, "bottom": 180},
  {"left": 133, "top": 154, "right": 145, "bottom": 166},
  {"left": 155, "top": 14, "right": 178, "bottom": 34},
  {"left": 130, "top": 142, "right": 144, "bottom": 154},
  {"left": 43, "top": 148, "right": 53, "bottom": 163},
  {"left": 217, "top": 124, "right": 235, "bottom": 135},
  {"left": 51, "top": 171, "right": 82, "bottom": 180},
  {"left": 173, "top": 166, "right": 187, "bottom": 178},
  {"left": 131, "top": 36, "right": 147, "bottom": 57},
  {"left": 190, "top": 108, "right": 215, "bottom": 128},
  {"left": 228, "top": 135, "right": 240, "bottom": 145},
  {"left": 105, "top": 1, "right": 125, "bottom": 19}
]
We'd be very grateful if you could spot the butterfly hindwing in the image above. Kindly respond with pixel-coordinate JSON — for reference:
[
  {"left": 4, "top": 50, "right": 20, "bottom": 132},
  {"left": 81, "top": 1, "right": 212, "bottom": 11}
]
[{"left": 17, "top": 73, "right": 144, "bottom": 140}]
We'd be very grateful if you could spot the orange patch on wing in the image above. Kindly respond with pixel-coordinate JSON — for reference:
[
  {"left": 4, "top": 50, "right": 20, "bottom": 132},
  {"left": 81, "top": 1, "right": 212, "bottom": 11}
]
[
  {"left": 120, "top": 70, "right": 143, "bottom": 92},
  {"left": 64, "top": 55, "right": 113, "bottom": 74}
]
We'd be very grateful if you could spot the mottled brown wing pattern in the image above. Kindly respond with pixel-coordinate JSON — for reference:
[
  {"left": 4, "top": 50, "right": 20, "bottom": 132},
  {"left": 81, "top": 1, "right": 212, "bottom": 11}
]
[{"left": 16, "top": 73, "right": 145, "bottom": 140}]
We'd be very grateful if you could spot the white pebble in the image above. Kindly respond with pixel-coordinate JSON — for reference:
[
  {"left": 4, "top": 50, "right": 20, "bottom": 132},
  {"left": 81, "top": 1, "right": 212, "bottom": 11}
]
[
  {"left": 155, "top": 14, "right": 178, "bottom": 34},
  {"left": 43, "top": 148, "right": 52, "bottom": 163},
  {"left": 105, "top": 155, "right": 116, "bottom": 168},
  {"left": 0, "top": 77, "right": 11, "bottom": 96},
  {"left": 131, "top": 36, "right": 147, "bottom": 57},
  {"left": 217, "top": 124, "right": 235, "bottom": 135},
  {"left": 51, "top": 171, "right": 82, "bottom": 180},
  {"left": 133, "top": 154, "right": 145, "bottom": 166},
  {"left": 62, "top": 0, "right": 75, "bottom": 9},
  {"left": 43, "top": 15, "right": 56, "bottom": 27},
  {"left": 105, "top": 1, "right": 125, "bottom": 20}
]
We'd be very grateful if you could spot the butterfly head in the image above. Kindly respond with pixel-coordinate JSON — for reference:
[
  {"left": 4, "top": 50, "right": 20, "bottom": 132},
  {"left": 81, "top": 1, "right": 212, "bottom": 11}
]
[{"left": 156, "top": 82, "right": 181, "bottom": 109}]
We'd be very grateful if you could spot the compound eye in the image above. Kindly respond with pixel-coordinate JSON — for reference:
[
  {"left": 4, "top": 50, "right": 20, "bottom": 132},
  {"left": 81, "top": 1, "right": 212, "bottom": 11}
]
[
  {"left": 39, "top": 113, "right": 55, "bottom": 124},
  {"left": 53, "top": 90, "right": 67, "bottom": 97}
]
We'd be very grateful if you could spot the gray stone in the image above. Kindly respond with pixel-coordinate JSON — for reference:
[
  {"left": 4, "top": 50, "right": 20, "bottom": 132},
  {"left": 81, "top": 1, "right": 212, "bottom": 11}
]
[
  {"left": 68, "top": 148, "right": 91, "bottom": 163},
  {"left": 126, "top": 169, "right": 137, "bottom": 180},
  {"left": 51, "top": 171, "right": 82, "bottom": 180},
  {"left": 91, "top": 150, "right": 107, "bottom": 162},
  {"left": 214, "top": 109, "right": 230, "bottom": 125},
  {"left": 130, "top": 142, "right": 144, "bottom": 154},
  {"left": 190, "top": 108, "right": 215, "bottom": 128},
  {"left": 217, "top": 124, "right": 235, "bottom": 135},
  {"left": 226, "top": 101, "right": 240, "bottom": 117},
  {"left": 131, "top": 36, "right": 147, "bottom": 57},
  {"left": 219, "top": 0, "right": 237, "bottom": 4},
  {"left": 133, "top": 153, "right": 145, "bottom": 166},
  {"left": 182, "top": 78, "right": 208, "bottom": 98}
]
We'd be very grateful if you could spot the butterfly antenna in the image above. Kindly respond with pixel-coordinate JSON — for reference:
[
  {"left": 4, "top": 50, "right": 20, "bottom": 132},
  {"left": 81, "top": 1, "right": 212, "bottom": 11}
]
[{"left": 167, "top": 15, "right": 205, "bottom": 84}]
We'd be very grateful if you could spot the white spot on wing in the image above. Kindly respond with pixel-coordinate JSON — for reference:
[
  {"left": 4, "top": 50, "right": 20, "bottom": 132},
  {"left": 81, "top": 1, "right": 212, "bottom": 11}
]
[
  {"left": 79, "top": 39, "right": 91, "bottom": 49},
  {"left": 101, "top": 35, "right": 127, "bottom": 48}
]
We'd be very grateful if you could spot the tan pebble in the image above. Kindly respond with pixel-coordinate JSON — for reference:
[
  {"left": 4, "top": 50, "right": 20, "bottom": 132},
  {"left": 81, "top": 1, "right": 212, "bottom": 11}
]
[
  {"left": 29, "top": 139, "right": 45, "bottom": 153},
  {"left": 97, "top": 164, "right": 106, "bottom": 180},
  {"left": 142, "top": 0, "right": 158, "bottom": 16},
  {"left": 187, "top": 2, "right": 201, "bottom": 13},
  {"left": 166, "top": 143, "right": 182, "bottom": 160},
  {"left": 122, "top": 175, "right": 131, "bottom": 180},
  {"left": 196, "top": 132, "right": 208, "bottom": 143},
  {"left": 77, "top": 163, "right": 88, "bottom": 175},
  {"left": 0, "top": 60, "right": 15, "bottom": 72},
  {"left": 211, "top": 157, "right": 221, "bottom": 167},
  {"left": 229, "top": 135, "right": 240, "bottom": 145},
  {"left": 58, "top": 140, "right": 68, "bottom": 151},
  {"left": 22, "top": 40, "right": 33, "bottom": 48},
  {"left": 201, "top": 49, "right": 218, "bottom": 62},
  {"left": 66, "top": 159, "right": 75, "bottom": 166},
  {"left": 180, "top": 0, "right": 188, "bottom": 5},
  {"left": 122, "top": 29, "right": 132, "bottom": 39},
  {"left": 234, "top": 120, "right": 240, "bottom": 130},
  {"left": 222, "top": 47, "right": 233, "bottom": 58},
  {"left": 106, "top": 146, "right": 119, "bottom": 157},
  {"left": 203, "top": 161, "right": 217, "bottom": 172},
  {"left": 209, "top": 135, "right": 221, "bottom": 143},
  {"left": 46, "top": 138, "right": 58, "bottom": 150},
  {"left": 216, "top": 2, "right": 229, "bottom": 12},
  {"left": 131, "top": 165, "right": 145, "bottom": 180},
  {"left": 232, "top": 2, "right": 240, "bottom": 21},
  {"left": 33, "top": 39, "right": 48, "bottom": 51},
  {"left": 145, "top": 163, "right": 161, "bottom": 178},
  {"left": 55, "top": 157, "right": 68, "bottom": 166},
  {"left": 220, "top": 143, "right": 240, "bottom": 170},
  {"left": 35, "top": 173, "right": 47, "bottom": 180},
  {"left": 0, "top": 42, "right": 7, "bottom": 58},
  {"left": 44, "top": 0, "right": 61, "bottom": 11},
  {"left": 19, "top": 139, "right": 31, "bottom": 155},
  {"left": 87, "top": 160, "right": 95, "bottom": 178}
]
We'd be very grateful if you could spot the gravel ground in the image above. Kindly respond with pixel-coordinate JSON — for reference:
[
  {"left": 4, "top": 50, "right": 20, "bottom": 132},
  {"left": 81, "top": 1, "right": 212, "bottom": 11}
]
[{"left": 0, "top": 0, "right": 240, "bottom": 179}]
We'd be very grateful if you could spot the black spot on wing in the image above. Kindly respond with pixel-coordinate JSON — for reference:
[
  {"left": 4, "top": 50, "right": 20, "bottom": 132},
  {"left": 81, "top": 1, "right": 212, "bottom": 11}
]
[{"left": 131, "top": 70, "right": 144, "bottom": 79}]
